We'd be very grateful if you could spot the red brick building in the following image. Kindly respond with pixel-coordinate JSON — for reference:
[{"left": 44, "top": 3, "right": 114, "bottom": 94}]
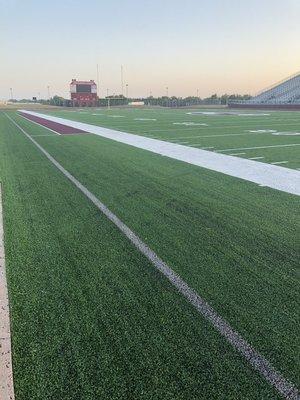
[{"left": 70, "top": 79, "right": 97, "bottom": 107}]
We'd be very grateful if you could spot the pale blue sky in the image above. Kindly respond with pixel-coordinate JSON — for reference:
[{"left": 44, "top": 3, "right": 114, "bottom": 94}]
[{"left": 1, "top": 0, "right": 300, "bottom": 99}]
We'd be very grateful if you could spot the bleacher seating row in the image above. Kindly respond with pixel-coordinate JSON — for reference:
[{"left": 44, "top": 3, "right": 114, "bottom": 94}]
[{"left": 232, "top": 72, "right": 300, "bottom": 105}]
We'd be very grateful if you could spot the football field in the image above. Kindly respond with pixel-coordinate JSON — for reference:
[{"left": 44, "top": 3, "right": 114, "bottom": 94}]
[
  {"left": 0, "top": 108, "right": 299, "bottom": 399},
  {"left": 42, "top": 107, "right": 300, "bottom": 169}
]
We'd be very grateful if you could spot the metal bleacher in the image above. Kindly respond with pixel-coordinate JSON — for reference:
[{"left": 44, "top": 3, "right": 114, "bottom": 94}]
[{"left": 232, "top": 71, "right": 300, "bottom": 105}]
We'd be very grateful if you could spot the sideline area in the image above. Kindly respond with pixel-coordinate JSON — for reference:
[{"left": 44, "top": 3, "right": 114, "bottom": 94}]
[{"left": 0, "top": 184, "right": 15, "bottom": 400}]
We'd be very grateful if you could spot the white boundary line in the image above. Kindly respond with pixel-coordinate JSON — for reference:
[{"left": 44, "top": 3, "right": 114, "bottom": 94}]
[
  {"left": 0, "top": 184, "right": 15, "bottom": 400},
  {"left": 18, "top": 110, "right": 300, "bottom": 196},
  {"left": 5, "top": 113, "right": 299, "bottom": 400}
]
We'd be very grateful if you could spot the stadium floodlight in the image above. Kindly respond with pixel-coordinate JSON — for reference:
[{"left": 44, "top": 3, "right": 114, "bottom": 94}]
[
  {"left": 96, "top": 64, "right": 100, "bottom": 97},
  {"left": 106, "top": 89, "right": 110, "bottom": 109},
  {"left": 121, "top": 65, "right": 124, "bottom": 96}
]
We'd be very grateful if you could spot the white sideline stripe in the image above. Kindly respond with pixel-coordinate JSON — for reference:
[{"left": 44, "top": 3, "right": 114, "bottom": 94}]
[
  {"left": 229, "top": 153, "right": 246, "bottom": 156},
  {"left": 249, "top": 157, "right": 264, "bottom": 160},
  {"left": 18, "top": 110, "right": 300, "bottom": 196},
  {"left": 6, "top": 113, "right": 299, "bottom": 400},
  {"left": 218, "top": 144, "right": 300, "bottom": 152},
  {"left": 0, "top": 184, "right": 15, "bottom": 400},
  {"left": 271, "top": 161, "right": 288, "bottom": 165}
]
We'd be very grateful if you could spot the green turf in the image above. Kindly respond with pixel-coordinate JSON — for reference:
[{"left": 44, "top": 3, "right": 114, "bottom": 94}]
[
  {"left": 43, "top": 107, "right": 300, "bottom": 169},
  {"left": 9, "top": 111, "right": 300, "bottom": 389},
  {"left": 0, "top": 112, "right": 287, "bottom": 399}
]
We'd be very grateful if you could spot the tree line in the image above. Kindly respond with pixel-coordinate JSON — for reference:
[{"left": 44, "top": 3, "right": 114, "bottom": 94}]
[{"left": 8, "top": 93, "right": 252, "bottom": 107}]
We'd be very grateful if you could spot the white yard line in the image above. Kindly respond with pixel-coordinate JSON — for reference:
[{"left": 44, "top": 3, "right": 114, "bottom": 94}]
[
  {"left": 0, "top": 184, "right": 15, "bottom": 400},
  {"left": 229, "top": 153, "right": 246, "bottom": 156},
  {"left": 6, "top": 113, "right": 299, "bottom": 400},
  {"left": 272, "top": 132, "right": 300, "bottom": 136},
  {"left": 148, "top": 128, "right": 203, "bottom": 132},
  {"left": 134, "top": 118, "right": 157, "bottom": 121},
  {"left": 218, "top": 144, "right": 300, "bottom": 152},
  {"left": 271, "top": 161, "right": 288, "bottom": 165},
  {"left": 249, "top": 157, "right": 265, "bottom": 160},
  {"left": 149, "top": 122, "right": 300, "bottom": 134},
  {"left": 155, "top": 131, "right": 273, "bottom": 140},
  {"left": 18, "top": 110, "right": 300, "bottom": 196}
]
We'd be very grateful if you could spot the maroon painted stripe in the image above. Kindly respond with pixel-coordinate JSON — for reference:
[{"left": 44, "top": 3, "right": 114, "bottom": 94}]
[{"left": 19, "top": 112, "right": 86, "bottom": 135}]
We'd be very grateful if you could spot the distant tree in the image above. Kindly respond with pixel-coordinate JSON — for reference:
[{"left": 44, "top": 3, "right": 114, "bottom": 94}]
[{"left": 50, "top": 95, "right": 65, "bottom": 106}]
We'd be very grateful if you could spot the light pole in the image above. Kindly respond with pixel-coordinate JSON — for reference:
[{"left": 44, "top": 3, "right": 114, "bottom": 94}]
[
  {"left": 47, "top": 85, "right": 50, "bottom": 100},
  {"left": 9, "top": 88, "right": 13, "bottom": 100},
  {"left": 106, "top": 89, "right": 110, "bottom": 109},
  {"left": 125, "top": 84, "right": 128, "bottom": 98},
  {"left": 121, "top": 65, "right": 124, "bottom": 96},
  {"left": 166, "top": 87, "right": 169, "bottom": 107},
  {"left": 96, "top": 64, "right": 100, "bottom": 90},
  {"left": 96, "top": 64, "right": 100, "bottom": 104},
  {"left": 148, "top": 90, "right": 152, "bottom": 106}
]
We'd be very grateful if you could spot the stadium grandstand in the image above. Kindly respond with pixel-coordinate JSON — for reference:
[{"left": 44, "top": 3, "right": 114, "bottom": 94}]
[{"left": 229, "top": 71, "right": 300, "bottom": 109}]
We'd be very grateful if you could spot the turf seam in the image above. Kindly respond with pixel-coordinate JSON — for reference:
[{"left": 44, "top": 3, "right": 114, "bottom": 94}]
[
  {"left": 0, "top": 183, "right": 15, "bottom": 400},
  {"left": 5, "top": 113, "right": 299, "bottom": 400}
]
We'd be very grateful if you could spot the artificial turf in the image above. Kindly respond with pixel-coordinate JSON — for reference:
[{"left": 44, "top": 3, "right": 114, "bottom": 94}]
[
  {"left": 8, "top": 112, "right": 300, "bottom": 385},
  {"left": 42, "top": 107, "right": 300, "bottom": 169},
  {"left": 0, "top": 111, "right": 298, "bottom": 399}
]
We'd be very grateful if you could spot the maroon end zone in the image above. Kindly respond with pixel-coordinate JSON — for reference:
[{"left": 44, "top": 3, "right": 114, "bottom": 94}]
[{"left": 19, "top": 112, "right": 87, "bottom": 135}]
